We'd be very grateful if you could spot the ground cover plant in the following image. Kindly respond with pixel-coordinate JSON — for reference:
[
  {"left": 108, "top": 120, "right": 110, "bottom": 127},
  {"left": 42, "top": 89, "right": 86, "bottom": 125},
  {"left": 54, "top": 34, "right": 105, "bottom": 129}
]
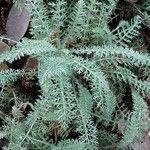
[{"left": 0, "top": 0, "right": 150, "bottom": 149}]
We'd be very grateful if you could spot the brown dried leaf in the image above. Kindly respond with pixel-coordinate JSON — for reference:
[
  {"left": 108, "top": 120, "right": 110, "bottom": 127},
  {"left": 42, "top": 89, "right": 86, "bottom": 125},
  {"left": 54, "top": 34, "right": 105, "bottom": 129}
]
[
  {"left": 6, "top": 4, "right": 30, "bottom": 45},
  {"left": 0, "top": 41, "right": 9, "bottom": 71},
  {"left": 52, "top": 122, "right": 63, "bottom": 143},
  {"left": 0, "top": 41, "right": 9, "bottom": 53},
  {"left": 0, "top": 63, "right": 8, "bottom": 71},
  {"left": 24, "top": 57, "right": 38, "bottom": 71}
]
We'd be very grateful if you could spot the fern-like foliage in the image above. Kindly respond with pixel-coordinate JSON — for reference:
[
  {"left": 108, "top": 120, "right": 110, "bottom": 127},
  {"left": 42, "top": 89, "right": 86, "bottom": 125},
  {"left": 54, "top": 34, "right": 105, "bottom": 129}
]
[
  {"left": 73, "top": 57, "right": 117, "bottom": 122},
  {"left": 1, "top": 118, "right": 26, "bottom": 150},
  {"left": 51, "top": 139, "right": 86, "bottom": 150},
  {"left": 75, "top": 85, "right": 98, "bottom": 149},
  {"left": 112, "top": 66, "right": 150, "bottom": 95},
  {"left": 26, "top": 0, "right": 51, "bottom": 39},
  {"left": 49, "top": 0, "right": 67, "bottom": 31},
  {"left": 63, "top": 0, "right": 87, "bottom": 45},
  {"left": 0, "top": 39, "right": 54, "bottom": 63},
  {"left": 0, "top": 69, "right": 25, "bottom": 87},
  {"left": 112, "top": 16, "right": 142, "bottom": 46},
  {"left": 0, "top": 0, "right": 150, "bottom": 150},
  {"left": 118, "top": 91, "right": 149, "bottom": 149}
]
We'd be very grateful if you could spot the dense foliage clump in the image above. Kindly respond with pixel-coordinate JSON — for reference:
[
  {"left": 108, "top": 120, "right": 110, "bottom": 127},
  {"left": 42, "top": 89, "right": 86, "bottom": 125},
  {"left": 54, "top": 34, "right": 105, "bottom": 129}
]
[{"left": 0, "top": 0, "right": 150, "bottom": 149}]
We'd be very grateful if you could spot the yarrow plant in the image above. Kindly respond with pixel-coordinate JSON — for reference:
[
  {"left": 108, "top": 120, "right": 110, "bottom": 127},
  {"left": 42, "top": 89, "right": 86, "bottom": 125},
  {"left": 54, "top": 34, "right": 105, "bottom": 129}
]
[{"left": 0, "top": 0, "right": 150, "bottom": 149}]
